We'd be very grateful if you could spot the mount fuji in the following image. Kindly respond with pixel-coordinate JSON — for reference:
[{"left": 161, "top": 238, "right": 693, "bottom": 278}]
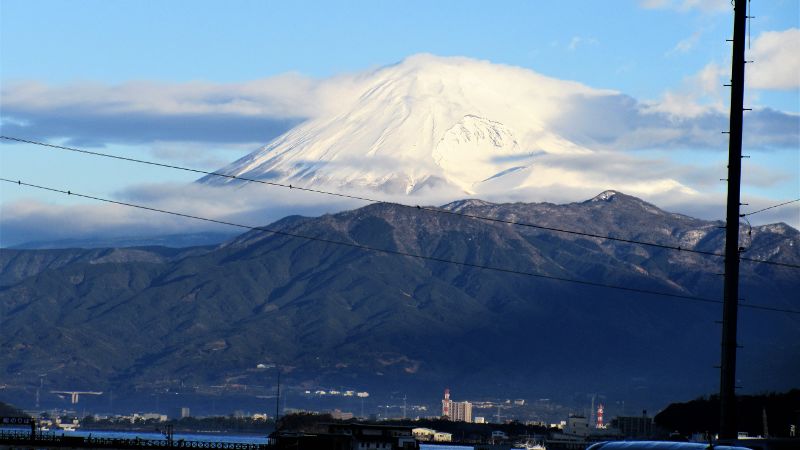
[{"left": 200, "top": 54, "right": 691, "bottom": 199}]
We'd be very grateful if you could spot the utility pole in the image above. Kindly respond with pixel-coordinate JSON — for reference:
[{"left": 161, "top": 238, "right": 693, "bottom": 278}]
[{"left": 720, "top": 0, "right": 747, "bottom": 440}]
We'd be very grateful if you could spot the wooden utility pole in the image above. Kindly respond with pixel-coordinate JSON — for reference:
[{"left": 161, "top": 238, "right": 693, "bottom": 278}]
[{"left": 720, "top": 0, "right": 748, "bottom": 440}]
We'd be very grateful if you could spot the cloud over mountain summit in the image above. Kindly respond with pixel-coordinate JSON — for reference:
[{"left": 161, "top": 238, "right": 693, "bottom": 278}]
[
  {"left": 2, "top": 54, "right": 798, "bottom": 245},
  {"left": 200, "top": 55, "right": 796, "bottom": 200},
  {"left": 2, "top": 54, "right": 796, "bottom": 151}
]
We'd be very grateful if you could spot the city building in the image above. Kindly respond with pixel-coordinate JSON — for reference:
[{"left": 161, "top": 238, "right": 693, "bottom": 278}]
[
  {"left": 611, "top": 412, "right": 654, "bottom": 439},
  {"left": 132, "top": 413, "right": 168, "bottom": 422},
  {"left": 434, "top": 431, "right": 452, "bottom": 442},
  {"left": 171, "top": 407, "right": 190, "bottom": 420},
  {"left": 330, "top": 423, "right": 418, "bottom": 450},
  {"left": 440, "top": 389, "right": 473, "bottom": 423},
  {"left": 331, "top": 409, "right": 354, "bottom": 420},
  {"left": 271, "top": 423, "right": 418, "bottom": 449},
  {"left": 452, "top": 400, "right": 472, "bottom": 423},
  {"left": 491, "top": 430, "right": 508, "bottom": 441},
  {"left": 412, "top": 428, "right": 452, "bottom": 442},
  {"left": 564, "top": 415, "right": 590, "bottom": 437}
]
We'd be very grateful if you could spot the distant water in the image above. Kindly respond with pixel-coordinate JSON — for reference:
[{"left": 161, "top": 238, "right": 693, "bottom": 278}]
[
  {"left": 49, "top": 429, "right": 269, "bottom": 444},
  {"left": 420, "top": 446, "right": 473, "bottom": 450},
  {"left": 38, "top": 430, "right": 475, "bottom": 449}
]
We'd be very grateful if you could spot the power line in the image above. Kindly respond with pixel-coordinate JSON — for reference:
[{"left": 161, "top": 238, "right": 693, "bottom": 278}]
[
  {"left": 741, "top": 198, "right": 800, "bottom": 217},
  {"left": 739, "top": 257, "right": 798, "bottom": 269},
  {"left": 2, "top": 177, "right": 798, "bottom": 315},
  {"left": 2, "top": 135, "right": 797, "bottom": 269}
]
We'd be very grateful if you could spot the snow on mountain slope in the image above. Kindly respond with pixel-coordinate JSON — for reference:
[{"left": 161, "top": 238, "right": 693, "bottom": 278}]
[{"left": 201, "top": 54, "right": 691, "bottom": 198}]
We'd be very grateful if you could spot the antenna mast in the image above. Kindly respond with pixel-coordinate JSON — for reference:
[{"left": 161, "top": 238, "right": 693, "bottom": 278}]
[{"left": 275, "top": 370, "right": 281, "bottom": 430}]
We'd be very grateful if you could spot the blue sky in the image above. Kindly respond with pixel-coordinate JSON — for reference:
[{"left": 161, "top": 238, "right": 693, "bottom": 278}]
[
  {"left": 1, "top": 0, "right": 798, "bottom": 244},
  {"left": 2, "top": 0, "right": 797, "bottom": 102}
]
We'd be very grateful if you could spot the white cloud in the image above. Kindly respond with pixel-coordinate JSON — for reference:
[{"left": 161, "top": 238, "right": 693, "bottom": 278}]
[
  {"left": 1, "top": 54, "right": 797, "bottom": 246},
  {"left": 4, "top": 161, "right": 796, "bottom": 248},
  {"left": 644, "top": 62, "right": 727, "bottom": 118},
  {"left": 568, "top": 36, "right": 599, "bottom": 51},
  {"left": 678, "top": 0, "right": 729, "bottom": 12},
  {"left": 666, "top": 31, "right": 702, "bottom": 56},
  {"left": 548, "top": 83, "right": 795, "bottom": 152},
  {"left": 659, "top": 28, "right": 800, "bottom": 97},
  {"left": 640, "top": 0, "right": 730, "bottom": 13},
  {"left": 147, "top": 141, "right": 257, "bottom": 170},
  {"left": 2, "top": 54, "right": 794, "bottom": 153},
  {"left": 0, "top": 182, "right": 364, "bottom": 247},
  {"left": 2, "top": 75, "right": 320, "bottom": 118},
  {"left": 693, "top": 63, "right": 727, "bottom": 96},
  {"left": 748, "top": 28, "right": 800, "bottom": 90},
  {"left": 0, "top": 73, "right": 369, "bottom": 147},
  {"left": 640, "top": 0, "right": 670, "bottom": 8},
  {"left": 645, "top": 91, "right": 716, "bottom": 118}
]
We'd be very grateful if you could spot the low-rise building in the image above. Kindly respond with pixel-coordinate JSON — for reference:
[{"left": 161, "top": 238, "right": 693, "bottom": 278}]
[
  {"left": 132, "top": 413, "right": 167, "bottom": 422},
  {"left": 331, "top": 409, "right": 354, "bottom": 420},
  {"left": 433, "top": 431, "right": 452, "bottom": 442},
  {"left": 610, "top": 413, "right": 653, "bottom": 439},
  {"left": 491, "top": 430, "right": 508, "bottom": 441},
  {"left": 564, "top": 415, "right": 590, "bottom": 437},
  {"left": 412, "top": 428, "right": 452, "bottom": 442},
  {"left": 272, "top": 423, "right": 418, "bottom": 450}
]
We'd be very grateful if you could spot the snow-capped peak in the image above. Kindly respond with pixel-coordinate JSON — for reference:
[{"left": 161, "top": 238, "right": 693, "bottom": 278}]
[{"left": 200, "top": 54, "right": 694, "bottom": 204}]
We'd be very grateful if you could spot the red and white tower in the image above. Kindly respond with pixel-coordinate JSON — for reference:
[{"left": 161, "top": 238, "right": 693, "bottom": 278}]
[
  {"left": 442, "top": 389, "right": 452, "bottom": 418},
  {"left": 596, "top": 403, "right": 604, "bottom": 429}
]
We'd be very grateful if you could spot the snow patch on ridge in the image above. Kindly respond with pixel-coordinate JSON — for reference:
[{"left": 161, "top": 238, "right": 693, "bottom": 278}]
[
  {"left": 757, "top": 223, "right": 791, "bottom": 235},
  {"left": 441, "top": 199, "right": 496, "bottom": 213},
  {"left": 679, "top": 228, "right": 710, "bottom": 248},
  {"left": 591, "top": 190, "right": 618, "bottom": 202}
]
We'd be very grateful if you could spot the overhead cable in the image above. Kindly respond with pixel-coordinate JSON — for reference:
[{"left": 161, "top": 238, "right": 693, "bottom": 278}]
[
  {"left": 741, "top": 198, "right": 800, "bottom": 217},
  {"left": 2, "top": 135, "right": 796, "bottom": 270}
]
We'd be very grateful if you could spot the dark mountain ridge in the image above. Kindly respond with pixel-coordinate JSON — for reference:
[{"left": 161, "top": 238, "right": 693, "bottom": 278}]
[
  {"left": 1, "top": 192, "right": 798, "bottom": 411},
  {"left": 7, "top": 232, "right": 237, "bottom": 250}
]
